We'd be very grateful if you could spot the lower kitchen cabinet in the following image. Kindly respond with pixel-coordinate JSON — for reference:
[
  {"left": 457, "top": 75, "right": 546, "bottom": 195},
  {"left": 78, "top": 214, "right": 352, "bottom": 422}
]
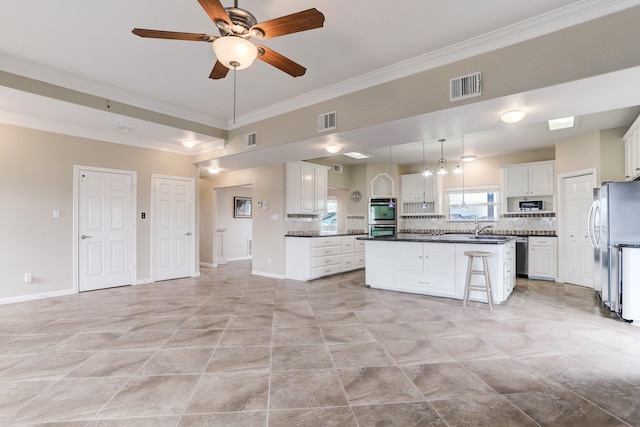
[
  {"left": 286, "top": 235, "right": 365, "bottom": 281},
  {"left": 365, "top": 240, "right": 515, "bottom": 304},
  {"left": 528, "top": 236, "right": 556, "bottom": 280}
]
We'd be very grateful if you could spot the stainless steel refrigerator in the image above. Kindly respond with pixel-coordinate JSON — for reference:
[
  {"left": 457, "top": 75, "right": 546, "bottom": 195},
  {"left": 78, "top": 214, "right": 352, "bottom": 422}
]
[{"left": 588, "top": 181, "right": 640, "bottom": 313}]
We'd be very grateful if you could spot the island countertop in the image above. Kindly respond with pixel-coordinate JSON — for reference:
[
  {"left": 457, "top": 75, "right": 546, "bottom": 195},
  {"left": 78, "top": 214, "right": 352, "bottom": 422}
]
[{"left": 357, "top": 233, "right": 517, "bottom": 244}]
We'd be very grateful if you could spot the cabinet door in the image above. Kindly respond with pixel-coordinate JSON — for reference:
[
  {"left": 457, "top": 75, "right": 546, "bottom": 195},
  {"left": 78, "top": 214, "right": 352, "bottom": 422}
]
[
  {"left": 395, "top": 242, "right": 424, "bottom": 272},
  {"left": 504, "top": 165, "right": 528, "bottom": 197},
  {"left": 314, "top": 166, "right": 328, "bottom": 213},
  {"left": 528, "top": 243, "right": 555, "bottom": 279},
  {"left": 423, "top": 175, "right": 436, "bottom": 201},
  {"left": 423, "top": 243, "right": 455, "bottom": 274},
  {"left": 401, "top": 174, "right": 422, "bottom": 202},
  {"left": 300, "top": 163, "right": 317, "bottom": 213},
  {"left": 528, "top": 163, "right": 554, "bottom": 196}
]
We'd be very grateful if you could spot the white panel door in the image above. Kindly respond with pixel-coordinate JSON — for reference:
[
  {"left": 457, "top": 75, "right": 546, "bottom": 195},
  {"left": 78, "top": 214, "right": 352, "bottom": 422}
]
[
  {"left": 563, "top": 173, "right": 596, "bottom": 287},
  {"left": 153, "top": 176, "right": 194, "bottom": 281},
  {"left": 78, "top": 170, "right": 134, "bottom": 292}
]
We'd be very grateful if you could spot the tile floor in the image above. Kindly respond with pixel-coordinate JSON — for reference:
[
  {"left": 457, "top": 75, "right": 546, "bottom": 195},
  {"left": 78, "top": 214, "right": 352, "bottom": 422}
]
[{"left": 1, "top": 260, "right": 640, "bottom": 426}]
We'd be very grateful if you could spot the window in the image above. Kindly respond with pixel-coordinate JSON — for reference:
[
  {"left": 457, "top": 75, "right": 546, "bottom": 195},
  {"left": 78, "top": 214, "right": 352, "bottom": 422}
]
[
  {"left": 321, "top": 196, "right": 338, "bottom": 233},
  {"left": 446, "top": 185, "right": 499, "bottom": 222}
]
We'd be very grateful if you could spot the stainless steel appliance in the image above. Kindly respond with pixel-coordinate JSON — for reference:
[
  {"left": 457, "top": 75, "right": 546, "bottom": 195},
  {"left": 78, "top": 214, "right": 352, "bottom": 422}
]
[
  {"left": 519, "top": 200, "right": 543, "bottom": 211},
  {"left": 369, "top": 224, "right": 396, "bottom": 238},
  {"left": 369, "top": 198, "right": 397, "bottom": 225},
  {"left": 515, "top": 236, "right": 528, "bottom": 277},
  {"left": 588, "top": 181, "right": 640, "bottom": 314}
]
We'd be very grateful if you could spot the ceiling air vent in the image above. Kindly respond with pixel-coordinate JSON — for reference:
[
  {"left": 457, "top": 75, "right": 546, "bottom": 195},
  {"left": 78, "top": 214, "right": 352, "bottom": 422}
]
[
  {"left": 450, "top": 71, "right": 481, "bottom": 101},
  {"left": 318, "top": 111, "right": 336, "bottom": 132},
  {"left": 244, "top": 132, "right": 257, "bottom": 148},
  {"left": 333, "top": 164, "right": 343, "bottom": 173}
]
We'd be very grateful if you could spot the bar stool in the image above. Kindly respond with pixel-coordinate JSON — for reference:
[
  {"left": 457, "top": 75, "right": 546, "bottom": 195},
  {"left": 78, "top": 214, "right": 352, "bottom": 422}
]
[{"left": 462, "top": 251, "right": 493, "bottom": 310}]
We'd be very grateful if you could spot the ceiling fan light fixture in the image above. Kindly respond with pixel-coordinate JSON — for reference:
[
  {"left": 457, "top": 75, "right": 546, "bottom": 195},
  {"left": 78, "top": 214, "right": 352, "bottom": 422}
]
[
  {"left": 212, "top": 36, "right": 258, "bottom": 70},
  {"left": 500, "top": 109, "right": 526, "bottom": 124}
]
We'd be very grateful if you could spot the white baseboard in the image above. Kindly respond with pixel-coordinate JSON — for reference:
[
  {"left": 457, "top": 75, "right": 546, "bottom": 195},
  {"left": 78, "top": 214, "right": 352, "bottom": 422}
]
[
  {"left": 135, "top": 278, "right": 153, "bottom": 285},
  {"left": 200, "top": 262, "right": 216, "bottom": 268},
  {"left": 227, "top": 256, "right": 252, "bottom": 262},
  {"left": 0, "top": 288, "right": 75, "bottom": 306},
  {"left": 251, "top": 270, "right": 286, "bottom": 279}
]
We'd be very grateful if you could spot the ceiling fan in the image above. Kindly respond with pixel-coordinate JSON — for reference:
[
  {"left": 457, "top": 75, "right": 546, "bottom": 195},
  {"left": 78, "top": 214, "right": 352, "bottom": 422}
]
[{"left": 132, "top": 0, "right": 325, "bottom": 80}]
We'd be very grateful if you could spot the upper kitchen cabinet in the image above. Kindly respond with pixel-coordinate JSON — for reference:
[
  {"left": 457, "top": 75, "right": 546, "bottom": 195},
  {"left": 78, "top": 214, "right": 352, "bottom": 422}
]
[
  {"left": 624, "top": 114, "right": 640, "bottom": 181},
  {"left": 286, "top": 161, "right": 329, "bottom": 214},
  {"left": 401, "top": 173, "right": 436, "bottom": 214},
  {"left": 502, "top": 160, "right": 555, "bottom": 213}
]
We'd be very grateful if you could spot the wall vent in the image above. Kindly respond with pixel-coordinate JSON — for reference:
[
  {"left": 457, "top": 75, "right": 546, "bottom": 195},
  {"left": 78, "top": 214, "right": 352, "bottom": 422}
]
[
  {"left": 333, "top": 164, "right": 343, "bottom": 173},
  {"left": 318, "top": 111, "right": 337, "bottom": 132},
  {"left": 450, "top": 72, "right": 482, "bottom": 101},
  {"left": 244, "top": 132, "right": 257, "bottom": 148}
]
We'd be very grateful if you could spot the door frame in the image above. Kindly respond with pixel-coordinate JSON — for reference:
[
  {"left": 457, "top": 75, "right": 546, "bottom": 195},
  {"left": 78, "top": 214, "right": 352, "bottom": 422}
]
[
  {"left": 72, "top": 165, "right": 137, "bottom": 293},
  {"left": 556, "top": 167, "right": 597, "bottom": 284},
  {"left": 151, "top": 174, "right": 197, "bottom": 281}
]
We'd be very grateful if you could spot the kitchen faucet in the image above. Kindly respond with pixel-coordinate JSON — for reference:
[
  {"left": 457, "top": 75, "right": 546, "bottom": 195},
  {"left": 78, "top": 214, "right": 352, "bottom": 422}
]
[{"left": 473, "top": 215, "right": 494, "bottom": 238}]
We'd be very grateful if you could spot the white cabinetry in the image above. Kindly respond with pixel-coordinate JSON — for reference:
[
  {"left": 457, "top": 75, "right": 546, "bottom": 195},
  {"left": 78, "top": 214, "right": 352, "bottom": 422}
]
[
  {"left": 528, "top": 236, "right": 556, "bottom": 280},
  {"left": 286, "top": 161, "right": 329, "bottom": 214},
  {"left": 621, "top": 247, "right": 640, "bottom": 321},
  {"left": 401, "top": 173, "right": 436, "bottom": 214},
  {"left": 624, "top": 115, "right": 640, "bottom": 181},
  {"left": 286, "top": 235, "right": 365, "bottom": 281},
  {"left": 502, "top": 161, "right": 555, "bottom": 212},
  {"left": 365, "top": 240, "right": 515, "bottom": 304}
]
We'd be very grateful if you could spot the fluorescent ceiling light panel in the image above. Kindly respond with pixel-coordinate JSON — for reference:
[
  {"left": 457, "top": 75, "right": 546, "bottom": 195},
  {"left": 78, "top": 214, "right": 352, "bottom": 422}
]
[
  {"left": 343, "top": 152, "right": 371, "bottom": 159},
  {"left": 548, "top": 116, "right": 575, "bottom": 130}
]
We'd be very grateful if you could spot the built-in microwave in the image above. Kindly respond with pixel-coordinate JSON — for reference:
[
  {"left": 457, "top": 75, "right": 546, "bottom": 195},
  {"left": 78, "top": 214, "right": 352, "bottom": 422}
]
[
  {"left": 369, "top": 198, "right": 397, "bottom": 225},
  {"left": 519, "top": 200, "right": 543, "bottom": 211}
]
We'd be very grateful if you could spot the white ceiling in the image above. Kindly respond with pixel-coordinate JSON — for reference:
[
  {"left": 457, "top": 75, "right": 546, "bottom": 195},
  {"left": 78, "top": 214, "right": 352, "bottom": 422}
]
[{"left": 1, "top": 0, "right": 640, "bottom": 168}]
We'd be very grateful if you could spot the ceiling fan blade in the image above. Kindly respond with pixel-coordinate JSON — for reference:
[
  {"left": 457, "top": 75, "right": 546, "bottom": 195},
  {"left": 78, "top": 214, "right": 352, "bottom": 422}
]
[
  {"left": 251, "top": 8, "right": 325, "bottom": 40},
  {"left": 197, "top": 0, "right": 231, "bottom": 26},
  {"left": 132, "top": 28, "right": 215, "bottom": 42},
  {"left": 209, "top": 61, "right": 229, "bottom": 79},
  {"left": 257, "top": 46, "right": 306, "bottom": 77}
]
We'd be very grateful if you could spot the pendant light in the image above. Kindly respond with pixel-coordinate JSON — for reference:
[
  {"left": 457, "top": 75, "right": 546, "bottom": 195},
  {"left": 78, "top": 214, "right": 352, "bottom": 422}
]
[
  {"left": 388, "top": 145, "right": 395, "bottom": 207},
  {"left": 460, "top": 134, "right": 468, "bottom": 209},
  {"left": 421, "top": 140, "right": 428, "bottom": 209},
  {"left": 436, "top": 139, "right": 449, "bottom": 175}
]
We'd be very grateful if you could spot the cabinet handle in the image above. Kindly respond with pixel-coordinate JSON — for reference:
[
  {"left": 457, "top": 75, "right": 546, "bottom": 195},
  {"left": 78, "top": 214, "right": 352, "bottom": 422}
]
[{"left": 419, "top": 281, "right": 431, "bottom": 285}]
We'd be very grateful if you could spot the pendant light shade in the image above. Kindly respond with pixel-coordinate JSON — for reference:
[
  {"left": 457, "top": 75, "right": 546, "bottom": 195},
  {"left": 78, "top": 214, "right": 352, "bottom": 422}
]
[
  {"left": 212, "top": 37, "right": 258, "bottom": 70},
  {"left": 436, "top": 139, "right": 448, "bottom": 175}
]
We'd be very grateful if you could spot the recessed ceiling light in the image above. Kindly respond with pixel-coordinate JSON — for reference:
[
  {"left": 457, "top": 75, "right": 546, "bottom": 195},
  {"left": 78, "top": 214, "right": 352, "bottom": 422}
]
[
  {"left": 182, "top": 139, "right": 196, "bottom": 148},
  {"left": 343, "top": 152, "right": 371, "bottom": 159},
  {"left": 325, "top": 144, "right": 341, "bottom": 154},
  {"left": 548, "top": 116, "right": 575, "bottom": 130},
  {"left": 461, "top": 155, "right": 476, "bottom": 162},
  {"left": 500, "top": 109, "right": 526, "bottom": 124},
  {"left": 208, "top": 167, "right": 220, "bottom": 174}
]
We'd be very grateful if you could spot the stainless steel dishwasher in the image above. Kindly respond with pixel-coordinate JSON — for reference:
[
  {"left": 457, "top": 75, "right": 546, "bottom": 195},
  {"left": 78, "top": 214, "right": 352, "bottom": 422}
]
[{"left": 515, "top": 236, "right": 528, "bottom": 277}]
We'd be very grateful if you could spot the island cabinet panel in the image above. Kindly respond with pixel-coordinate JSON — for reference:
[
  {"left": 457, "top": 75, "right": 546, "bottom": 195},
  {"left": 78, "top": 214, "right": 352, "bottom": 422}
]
[
  {"left": 286, "top": 235, "right": 365, "bottom": 281},
  {"left": 365, "top": 239, "right": 515, "bottom": 304}
]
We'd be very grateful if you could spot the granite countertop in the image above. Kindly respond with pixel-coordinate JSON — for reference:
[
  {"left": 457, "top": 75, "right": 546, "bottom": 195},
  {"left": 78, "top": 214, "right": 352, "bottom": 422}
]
[
  {"left": 613, "top": 244, "right": 640, "bottom": 248},
  {"left": 357, "top": 233, "right": 517, "bottom": 244}
]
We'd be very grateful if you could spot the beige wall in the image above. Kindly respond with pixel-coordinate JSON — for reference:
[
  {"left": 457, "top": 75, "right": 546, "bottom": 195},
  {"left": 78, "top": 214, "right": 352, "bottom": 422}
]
[
  {"left": 555, "top": 128, "right": 625, "bottom": 181},
  {"left": 600, "top": 127, "right": 626, "bottom": 183},
  {"left": 0, "top": 123, "right": 198, "bottom": 300},
  {"left": 216, "top": 186, "right": 253, "bottom": 260}
]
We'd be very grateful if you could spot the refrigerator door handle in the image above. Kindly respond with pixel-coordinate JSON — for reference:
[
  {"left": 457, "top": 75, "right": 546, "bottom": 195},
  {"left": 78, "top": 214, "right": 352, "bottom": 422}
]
[{"left": 587, "top": 201, "right": 597, "bottom": 249}]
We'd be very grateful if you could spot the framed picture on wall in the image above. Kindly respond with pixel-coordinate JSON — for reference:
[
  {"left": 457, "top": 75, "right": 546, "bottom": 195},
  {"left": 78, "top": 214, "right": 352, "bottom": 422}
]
[{"left": 234, "top": 197, "right": 252, "bottom": 218}]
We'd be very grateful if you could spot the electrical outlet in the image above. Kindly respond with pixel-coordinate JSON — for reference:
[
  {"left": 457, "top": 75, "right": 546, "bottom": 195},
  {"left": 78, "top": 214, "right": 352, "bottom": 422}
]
[{"left": 24, "top": 273, "right": 32, "bottom": 283}]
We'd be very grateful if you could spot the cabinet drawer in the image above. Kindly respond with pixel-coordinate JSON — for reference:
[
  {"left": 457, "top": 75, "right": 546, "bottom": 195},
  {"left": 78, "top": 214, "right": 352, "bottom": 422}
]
[
  {"left": 355, "top": 239, "right": 366, "bottom": 251},
  {"left": 529, "top": 237, "right": 555, "bottom": 246},
  {"left": 342, "top": 254, "right": 355, "bottom": 271},
  {"left": 311, "top": 255, "right": 342, "bottom": 268},
  {"left": 341, "top": 236, "right": 355, "bottom": 253},
  {"left": 354, "top": 253, "right": 366, "bottom": 268},
  {"left": 312, "top": 264, "right": 343, "bottom": 278},
  {"left": 312, "top": 246, "right": 342, "bottom": 257},
  {"left": 396, "top": 273, "right": 455, "bottom": 297},
  {"left": 312, "top": 237, "right": 341, "bottom": 248}
]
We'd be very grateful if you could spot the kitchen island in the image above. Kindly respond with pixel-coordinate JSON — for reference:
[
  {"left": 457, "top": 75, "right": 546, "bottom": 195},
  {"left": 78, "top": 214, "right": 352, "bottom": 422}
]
[{"left": 359, "top": 233, "right": 516, "bottom": 304}]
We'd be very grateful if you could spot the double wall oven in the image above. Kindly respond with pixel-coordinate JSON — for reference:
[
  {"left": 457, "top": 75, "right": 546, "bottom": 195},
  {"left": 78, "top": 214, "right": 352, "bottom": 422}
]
[{"left": 369, "top": 197, "right": 397, "bottom": 238}]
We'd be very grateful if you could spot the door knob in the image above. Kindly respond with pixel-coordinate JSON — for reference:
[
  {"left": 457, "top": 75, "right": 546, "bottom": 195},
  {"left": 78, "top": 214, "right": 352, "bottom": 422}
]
[
  {"left": 81, "top": 235, "right": 91, "bottom": 239},
  {"left": 185, "top": 232, "right": 193, "bottom": 236}
]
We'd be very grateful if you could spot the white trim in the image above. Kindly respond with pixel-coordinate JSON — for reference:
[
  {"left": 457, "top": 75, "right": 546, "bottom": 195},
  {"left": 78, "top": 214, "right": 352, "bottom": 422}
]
[
  {"left": 200, "top": 262, "right": 216, "bottom": 268},
  {"left": 0, "top": 288, "right": 75, "bottom": 306},
  {"left": 556, "top": 167, "right": 598, "bottom": 285},
  {"left": 226, "top": 256, "right": 253, "bottom": 262},
  {"left": 135, "top": 278, "right": 153, "bottom": 285},
  {"left": 72, "top": 165, "right": 137, "bottom": 294},
  {"left": 150, "top": 174, "right": 197, "bottom": 281},
  {"left": 251, "top": 270, "right": 286, "bottom": 280}
]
